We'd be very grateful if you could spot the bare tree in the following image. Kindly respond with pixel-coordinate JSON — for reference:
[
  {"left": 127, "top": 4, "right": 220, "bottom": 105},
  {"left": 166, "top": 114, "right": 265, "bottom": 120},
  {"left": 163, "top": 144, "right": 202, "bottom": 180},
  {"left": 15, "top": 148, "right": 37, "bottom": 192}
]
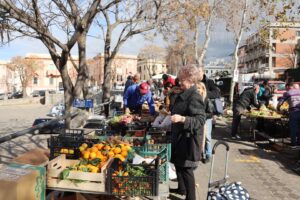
[
  {"left": 0, "top": 0, "right": 118, "bottom": 126},
  {"left": 7, "top": 56, "right": 40, "bottom": 97},
  {"left": 223, "top": 0, "right": 300, "bottom": 104},
  {"left": 97, "top": 0, "right": 175, "bottom": 110}
]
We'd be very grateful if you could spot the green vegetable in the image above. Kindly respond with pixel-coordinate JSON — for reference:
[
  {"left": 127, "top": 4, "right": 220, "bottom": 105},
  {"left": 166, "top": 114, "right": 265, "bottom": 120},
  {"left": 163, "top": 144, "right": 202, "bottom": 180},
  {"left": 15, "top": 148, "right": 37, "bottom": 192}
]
[
  {"left": 60, "top": 169, "right": 70, "bottom": 180},
  {"left": 90, "top": 158, "right": 101, "bottom": 166}
]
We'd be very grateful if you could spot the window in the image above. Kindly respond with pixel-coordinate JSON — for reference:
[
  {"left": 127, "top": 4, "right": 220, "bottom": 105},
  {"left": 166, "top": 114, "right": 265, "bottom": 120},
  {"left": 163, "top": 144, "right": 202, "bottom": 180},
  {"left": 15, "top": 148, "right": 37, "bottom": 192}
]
[
  {"left": 117, "top": 75, "right": 122, "bottom": 81},
  {"left": 297, "top": 31, "right": 300, "bottom": 37},
  {"left": 33, "top": 77, "right": 38, "bottom": 85},
  {"left": 49, "top": 77, "right": 54, "bottom": 85}
]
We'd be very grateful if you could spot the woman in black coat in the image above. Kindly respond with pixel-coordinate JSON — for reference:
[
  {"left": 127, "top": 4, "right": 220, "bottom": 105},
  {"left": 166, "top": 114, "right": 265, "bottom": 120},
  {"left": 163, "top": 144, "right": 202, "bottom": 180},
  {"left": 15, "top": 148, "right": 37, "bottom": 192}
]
[{"left": 170, "top": 64, "right": 206, "bottom": 200}]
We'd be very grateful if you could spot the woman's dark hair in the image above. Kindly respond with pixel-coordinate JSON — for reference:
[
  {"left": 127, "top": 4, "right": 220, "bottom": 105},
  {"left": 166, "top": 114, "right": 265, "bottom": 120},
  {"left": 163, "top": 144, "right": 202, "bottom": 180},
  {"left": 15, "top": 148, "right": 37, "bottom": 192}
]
[{"left": 162, "top": 74, "right": 168, "bottom": 81}]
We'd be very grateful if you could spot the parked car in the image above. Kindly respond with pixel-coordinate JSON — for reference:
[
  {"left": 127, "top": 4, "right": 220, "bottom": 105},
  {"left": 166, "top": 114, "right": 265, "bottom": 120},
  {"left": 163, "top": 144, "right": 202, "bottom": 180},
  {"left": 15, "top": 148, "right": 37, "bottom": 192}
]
[
  {"left": 11, "top": 91, "right": 23, "bottom": 99},
  {"left": 48, "top": 103, "right": 65, "bottom": 117},
  {"left": 32, "top": 90, "right": 46, "bottom": 97},
  {"left": 32, "top": 118, "right": 65, "bottom": 134},
  {"left": 0, "top": 93, "right": 5, "bottom": 100}
]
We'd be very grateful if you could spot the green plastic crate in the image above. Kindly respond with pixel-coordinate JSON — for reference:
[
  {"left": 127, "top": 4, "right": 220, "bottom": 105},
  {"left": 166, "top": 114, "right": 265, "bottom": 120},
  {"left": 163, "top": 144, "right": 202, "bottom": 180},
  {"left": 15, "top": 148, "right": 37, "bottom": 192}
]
[{"left": 133, "top": 145, "right": 169, "bottom": 182}]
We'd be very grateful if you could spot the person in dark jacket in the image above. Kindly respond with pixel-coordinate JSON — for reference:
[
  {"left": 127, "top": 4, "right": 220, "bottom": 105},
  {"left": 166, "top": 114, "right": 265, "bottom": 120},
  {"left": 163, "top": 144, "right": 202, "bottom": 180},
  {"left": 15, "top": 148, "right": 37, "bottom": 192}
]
[
  {"left": 231, "top": 85, "right": 260, "bottom": 139},
  {"left": 199, "top": 69, "right": 221, "bottom": 162},
  {"left": 123, "top": 75, "right": 134, "bottom": 94},
  {"left": 170, "top": 64, "right": 206, "bottom": 200},
  {"left": 260, "top": 80, "right": 273, "bottom": 106}
]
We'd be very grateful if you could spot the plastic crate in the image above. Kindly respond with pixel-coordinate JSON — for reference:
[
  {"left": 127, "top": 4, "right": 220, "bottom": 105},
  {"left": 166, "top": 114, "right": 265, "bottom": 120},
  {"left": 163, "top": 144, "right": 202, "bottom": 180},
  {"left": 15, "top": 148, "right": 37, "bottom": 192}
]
[
  {"left": 106, "top": 158, "right": 159, "bottom": 196},
  {"left": 48, "top": 135, "right": 96, "bottom": 160},
  {"left": 61, "top": 129, "right": 85, "bottom": 135},
  {"left": 133, "top": 145, "right": 169, "bottom": 182},
  {"left": 94, "top": 135, "right": 149, "bottom": 147}
]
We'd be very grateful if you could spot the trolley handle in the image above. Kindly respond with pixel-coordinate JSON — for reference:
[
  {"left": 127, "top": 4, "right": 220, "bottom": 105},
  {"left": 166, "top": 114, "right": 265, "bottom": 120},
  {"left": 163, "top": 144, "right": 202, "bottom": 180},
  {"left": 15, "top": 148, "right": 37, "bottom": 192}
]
[
  {"left": 208, "top": 141, "right": 230, "bottom": 189},
  {"left": 212, "top": 141, "right": 230, "bottom": 154}
]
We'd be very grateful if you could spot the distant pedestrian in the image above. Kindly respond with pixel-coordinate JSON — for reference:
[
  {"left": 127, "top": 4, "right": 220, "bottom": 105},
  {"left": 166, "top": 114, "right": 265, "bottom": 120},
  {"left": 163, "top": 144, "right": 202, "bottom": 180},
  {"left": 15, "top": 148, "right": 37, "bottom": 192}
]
[{"left": 124, "top": 75, "right": 134, "bottom": 94}]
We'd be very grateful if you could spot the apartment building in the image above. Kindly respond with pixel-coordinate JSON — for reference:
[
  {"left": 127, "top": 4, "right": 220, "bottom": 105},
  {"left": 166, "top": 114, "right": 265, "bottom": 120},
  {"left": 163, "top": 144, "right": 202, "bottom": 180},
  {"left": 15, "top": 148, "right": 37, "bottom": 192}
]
[
  {"left": 88, "top": 54, "right": 138, "bottom": 87},
  {"left": 239, "top": 22, "right": 300, "bottom": 78},
  {"left": 137, "top": 59, "right": 167, "bottom": 81},
  {"left": 24, "top": 53, "right": 78, "bottom": 94}
]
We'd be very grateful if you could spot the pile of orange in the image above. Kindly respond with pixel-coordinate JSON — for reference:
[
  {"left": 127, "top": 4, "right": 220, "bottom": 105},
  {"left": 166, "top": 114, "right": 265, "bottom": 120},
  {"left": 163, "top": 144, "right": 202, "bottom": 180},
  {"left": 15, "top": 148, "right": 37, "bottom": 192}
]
[{"left": 79, "top": 142, "right": 132, "bottom": 163}]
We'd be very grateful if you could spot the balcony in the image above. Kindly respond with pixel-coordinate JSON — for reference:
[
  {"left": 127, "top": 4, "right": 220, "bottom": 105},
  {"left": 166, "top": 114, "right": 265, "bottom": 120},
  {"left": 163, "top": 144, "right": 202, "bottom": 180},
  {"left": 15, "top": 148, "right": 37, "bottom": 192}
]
[{"left": 244, "top": 50, "right": 269, "bottom": 62}]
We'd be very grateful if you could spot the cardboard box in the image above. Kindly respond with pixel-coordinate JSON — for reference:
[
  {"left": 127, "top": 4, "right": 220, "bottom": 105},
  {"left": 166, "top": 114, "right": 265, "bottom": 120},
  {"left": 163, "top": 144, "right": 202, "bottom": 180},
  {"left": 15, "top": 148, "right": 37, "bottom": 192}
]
[
  {"left": 0, "top": 164, "right": 46, "bottom": 200},
  {"left": 13, "top": 148, "right": 50, "bottom": 166}
]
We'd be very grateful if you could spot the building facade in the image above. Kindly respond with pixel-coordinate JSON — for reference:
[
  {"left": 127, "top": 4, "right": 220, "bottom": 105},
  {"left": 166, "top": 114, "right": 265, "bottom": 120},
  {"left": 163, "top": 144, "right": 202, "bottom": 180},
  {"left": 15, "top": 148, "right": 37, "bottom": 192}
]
[
  {"left": 204, "top": 59, "right": 231, "bottom": 78},
  {"left": 240, "top": 22, "right": 300, "bottom": 78},
  {"left": 137, "top": 59, "right": 167, "bottom": 81},
  {"left": 0, "top": 60, "right": 15, "bottom": 93},
  {"left": 88, "top": 54, "right": 138, "bottom": 87},
  {"left": 24, "top": 53, "right": 78, "bottom": 94}
]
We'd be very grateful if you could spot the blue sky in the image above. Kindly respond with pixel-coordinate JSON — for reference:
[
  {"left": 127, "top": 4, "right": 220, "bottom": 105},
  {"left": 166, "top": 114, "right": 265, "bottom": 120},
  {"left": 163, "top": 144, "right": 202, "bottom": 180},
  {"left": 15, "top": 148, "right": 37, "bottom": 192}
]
[{"left": 0, "top": 23, "right": 235, "bottom": 63}]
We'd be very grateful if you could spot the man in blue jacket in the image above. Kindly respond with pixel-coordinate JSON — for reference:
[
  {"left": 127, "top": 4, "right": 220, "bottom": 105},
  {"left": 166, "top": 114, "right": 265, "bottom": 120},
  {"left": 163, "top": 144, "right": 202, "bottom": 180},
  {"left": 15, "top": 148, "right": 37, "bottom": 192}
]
[{"left": 123, "top": 82, "right": 156, "bottom": 116}]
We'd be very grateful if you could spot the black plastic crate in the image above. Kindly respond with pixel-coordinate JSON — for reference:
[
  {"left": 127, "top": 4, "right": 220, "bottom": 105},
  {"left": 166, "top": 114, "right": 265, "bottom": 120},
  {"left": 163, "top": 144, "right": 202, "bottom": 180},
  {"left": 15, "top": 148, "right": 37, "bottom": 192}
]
[
  {"left": 107, "top": 158, "right": 159, "bottom": 196},
  {"left": 147, "top": 130, "right": 171, "bottom": 144},
  {"left": 95, "top": 129, "right": 115, "bottom": 136},
  {"left": 47, "top": 136, "right": 82, "bottom": 159},
  {"left": 60, "top": 129, "right": 84, "bottom": 136},
  {"left": 47, "top": 135, "right": 97, "bottom": 160}
]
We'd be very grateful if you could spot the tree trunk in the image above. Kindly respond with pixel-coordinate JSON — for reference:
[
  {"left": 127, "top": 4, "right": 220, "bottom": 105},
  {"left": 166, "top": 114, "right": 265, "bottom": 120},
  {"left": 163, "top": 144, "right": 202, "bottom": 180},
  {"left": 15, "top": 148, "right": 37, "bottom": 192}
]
[
  {"left": 193, "top": 25, "right": 199, "bottom": 65},
  {"left": 229, "top": 0, "right": 248, "bottom": 105},
  {"left": 22, "top": 86, "right": 27, "bottom": 98},
  {"left": 198, "top": 15, "right": 213, "bottom": 65}
]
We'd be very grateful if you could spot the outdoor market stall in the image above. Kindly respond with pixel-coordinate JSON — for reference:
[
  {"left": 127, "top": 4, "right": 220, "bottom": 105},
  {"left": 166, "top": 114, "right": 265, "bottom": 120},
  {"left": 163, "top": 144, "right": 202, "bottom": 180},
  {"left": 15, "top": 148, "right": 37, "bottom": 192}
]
[
  {"left": 242, "top": 104, "right": 290, "bottom": 145},
  {"left": 44, "top": 111, "right": 171, "bottom": 199}
]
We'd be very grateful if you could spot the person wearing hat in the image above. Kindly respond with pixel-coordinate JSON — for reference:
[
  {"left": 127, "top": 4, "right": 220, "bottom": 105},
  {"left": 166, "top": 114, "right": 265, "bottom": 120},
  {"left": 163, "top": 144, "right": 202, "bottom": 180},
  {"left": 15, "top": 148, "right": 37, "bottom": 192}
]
[{"left": 123, "top": 82, "right": 156, "bottom": 116}]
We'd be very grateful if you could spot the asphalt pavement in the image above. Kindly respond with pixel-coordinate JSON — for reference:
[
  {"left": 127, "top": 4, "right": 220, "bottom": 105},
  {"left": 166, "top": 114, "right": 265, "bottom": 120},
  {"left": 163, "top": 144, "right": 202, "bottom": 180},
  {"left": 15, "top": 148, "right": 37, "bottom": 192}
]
[{"left": 168, "top": 117, "right": 300, "bottom": 200}]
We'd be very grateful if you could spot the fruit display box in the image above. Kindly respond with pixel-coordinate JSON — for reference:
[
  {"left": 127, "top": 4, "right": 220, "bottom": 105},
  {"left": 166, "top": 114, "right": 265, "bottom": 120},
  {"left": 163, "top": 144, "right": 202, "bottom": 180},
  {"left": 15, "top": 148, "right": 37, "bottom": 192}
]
[
  {"left": 47, "top": 154, "right": 111, "bottom": 193},
  {"left": 106, "top": 158, "right": 159, "bottom": 196}
]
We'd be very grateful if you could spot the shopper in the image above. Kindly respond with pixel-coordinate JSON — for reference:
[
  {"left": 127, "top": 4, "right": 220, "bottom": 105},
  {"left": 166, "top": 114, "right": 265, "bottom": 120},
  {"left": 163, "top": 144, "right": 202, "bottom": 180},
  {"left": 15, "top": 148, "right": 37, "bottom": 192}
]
[
  {"left": 124, "top": 75, "right": 134, "bottom": 94},
  {"left": 260, "top": 80, "right": 273, "bottom": 106},
  {"left": 170, "top": 64, "right": 206, "bottom": 200},
  {"left": 198, "top": 67, "right": 221, "bottom": 162},
  {"left": 231, "top": 85, "right": 260, "bottom": 139},
  {"left": 123, "top": 82, "right": 156, "bottom": 116},
  {"left": 277, "top": 82, "right": 300, "bottom": 146},
  {"left": 162, "top": 74, "right": 175, "bottom": 87}
]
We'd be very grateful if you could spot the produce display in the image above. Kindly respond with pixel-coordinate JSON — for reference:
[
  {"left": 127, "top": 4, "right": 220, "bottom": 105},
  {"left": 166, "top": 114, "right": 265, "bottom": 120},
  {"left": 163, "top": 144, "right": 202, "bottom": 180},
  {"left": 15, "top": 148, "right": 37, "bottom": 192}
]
[
  {"left": 249, "top": 106, "right": 282, "bottom": 118},
  {"left": 108, "top": 158, "right": 158, "bottom": 196},
  {"left": 109, "top": 114, "right": 134, "bottom": 126}
]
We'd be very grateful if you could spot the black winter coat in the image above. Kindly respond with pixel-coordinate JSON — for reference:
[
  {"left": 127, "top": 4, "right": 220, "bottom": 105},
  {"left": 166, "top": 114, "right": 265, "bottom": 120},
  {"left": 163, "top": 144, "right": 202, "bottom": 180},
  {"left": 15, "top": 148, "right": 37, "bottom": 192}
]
[
  {"left": 201, "top": 75, "right": 221, "bottom": 99},
  {"left": 235, "top": 87, "right": 260, "bottom": 111},
  {"left": 170, "top": 85, "right": 206, "bottom": 168}
]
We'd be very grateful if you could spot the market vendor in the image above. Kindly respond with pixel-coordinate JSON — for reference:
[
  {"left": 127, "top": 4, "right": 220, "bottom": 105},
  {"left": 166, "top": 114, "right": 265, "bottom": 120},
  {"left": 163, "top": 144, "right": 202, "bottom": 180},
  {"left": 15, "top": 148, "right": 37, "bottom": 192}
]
[
  {"left": 277, "top": 82, "right": 300, "bottom": 146},
  {"left": 231, "top": 84, "right": 260, "bottom": 139},
  {"left": 123, "top": 82, "right": 156, "bottom": 116}
]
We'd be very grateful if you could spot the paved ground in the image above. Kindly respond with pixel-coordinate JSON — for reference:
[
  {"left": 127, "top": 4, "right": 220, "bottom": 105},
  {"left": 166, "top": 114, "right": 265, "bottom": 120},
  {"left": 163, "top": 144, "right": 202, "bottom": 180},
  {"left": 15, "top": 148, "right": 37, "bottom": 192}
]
[
  {"left": 170, "top": 117, "right": 300, "bottom": 200},
  {"left": 0, "top": 104, "right": 52, "bottom": 164},
  {"left": 0, "top": 104, "right": 300, "bottom": 199}
]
